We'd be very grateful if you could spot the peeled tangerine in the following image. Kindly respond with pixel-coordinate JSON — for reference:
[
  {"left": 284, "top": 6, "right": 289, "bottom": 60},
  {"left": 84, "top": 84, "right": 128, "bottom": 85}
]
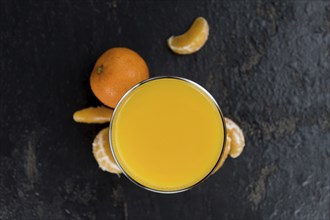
[
  {"left": 212, "top": 117, "right": 245, "bottom": 174},
  {"left": 167, "top": 17, "right": 209, "bottom": 55},
  {"left": 225, "top": 117, "right": 245, "bottom": 158},
  {"left": 92, "top": 127, "right": 121, "bottom": 174},
  {"left": 211, "top": 135, "right": 232, "bottom": 174},
  {"left": 73, "top": 106, "right": 113, "bottom": 124}
]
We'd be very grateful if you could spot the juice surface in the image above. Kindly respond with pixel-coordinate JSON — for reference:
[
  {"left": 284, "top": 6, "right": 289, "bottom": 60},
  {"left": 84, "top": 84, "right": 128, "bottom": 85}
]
[{"left": 111, "top": 78, "right": 225, "bottom": 192}]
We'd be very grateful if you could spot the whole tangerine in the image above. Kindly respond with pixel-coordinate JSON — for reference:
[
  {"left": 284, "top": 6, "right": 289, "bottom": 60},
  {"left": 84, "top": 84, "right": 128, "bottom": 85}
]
[{"left": 90, "top": 47, "right": 149, "bottom": 108}]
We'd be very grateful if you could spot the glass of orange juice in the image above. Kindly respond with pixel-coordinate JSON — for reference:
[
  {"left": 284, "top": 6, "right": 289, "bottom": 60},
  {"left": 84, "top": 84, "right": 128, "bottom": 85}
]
[{"left": 109, "top": 77, "right": 226, "bottom": 193}]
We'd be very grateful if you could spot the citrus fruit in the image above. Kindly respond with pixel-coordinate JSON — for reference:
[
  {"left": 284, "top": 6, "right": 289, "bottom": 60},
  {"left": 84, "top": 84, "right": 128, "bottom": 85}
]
[
  {"left": 225, "top": 118, "right": 245, "bottom": 158},
  {"left": 211, "top": 136, "right": 231, "bottom": 174},
  {"left": 73, "top": 106, "right": 113, "bottom": 124},
  {"left": 167, "top": 17, "right": 209, "bottom": 55},
  {"left": 92, "top": 127, "right": 121, "bottom": 174},
  {"left": 90, "top": 47, "right": 149, "bottom": 108},
  {"left": 211, "top": 117, "right": 245, "bottom": 174}
]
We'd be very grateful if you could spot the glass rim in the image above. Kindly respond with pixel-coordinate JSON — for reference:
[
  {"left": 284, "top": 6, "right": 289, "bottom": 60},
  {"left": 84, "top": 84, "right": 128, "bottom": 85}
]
[{"left": 109, "top": 76, "right": 227, "bottom": 194}]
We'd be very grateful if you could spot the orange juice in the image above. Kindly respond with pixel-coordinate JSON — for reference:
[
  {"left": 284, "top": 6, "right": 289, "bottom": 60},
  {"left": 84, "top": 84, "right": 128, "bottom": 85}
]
[{"left": 110, "top": 77, "right": 225, "bottom": 192}]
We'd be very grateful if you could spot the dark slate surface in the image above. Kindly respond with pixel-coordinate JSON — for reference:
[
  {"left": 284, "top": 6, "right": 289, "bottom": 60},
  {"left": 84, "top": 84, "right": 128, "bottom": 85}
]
[{"left": 0, "top": 0, "right": 329, "bottom": 219}]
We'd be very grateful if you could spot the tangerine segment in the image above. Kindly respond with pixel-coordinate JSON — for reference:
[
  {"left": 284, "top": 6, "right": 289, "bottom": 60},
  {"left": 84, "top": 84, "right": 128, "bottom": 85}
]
[
  {"left": 211, "top": 136, "right": 231, "bottom": 174},
  {"left": 225, "top": 117, "right": 245, "bottom": 158},
  {"left": 211, "top": 117, "right": 245, "bottom": 174},
  {"left": 92, "top": 127, "right": 121, "bottom": 174},
  {"left": 90, "top": 47, "right": 149, "bottom": 108},
  {"left": 73, "top": 106, "right": 113, "bottom": 124},
  {"left": 167, "top": 17, "right": 209, "bottom": 55}
]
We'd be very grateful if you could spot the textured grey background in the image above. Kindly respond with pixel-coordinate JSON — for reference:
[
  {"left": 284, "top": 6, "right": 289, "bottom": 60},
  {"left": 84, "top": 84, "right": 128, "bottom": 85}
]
[{"left": 0, "top": 0, "right": 329, "bottom": 219}]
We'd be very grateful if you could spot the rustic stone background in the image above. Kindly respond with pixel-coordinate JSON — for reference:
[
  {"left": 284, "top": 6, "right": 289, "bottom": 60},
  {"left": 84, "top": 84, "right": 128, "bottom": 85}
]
[{"left": 0, "top": 0, "right": 329, "bottom": 219}]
